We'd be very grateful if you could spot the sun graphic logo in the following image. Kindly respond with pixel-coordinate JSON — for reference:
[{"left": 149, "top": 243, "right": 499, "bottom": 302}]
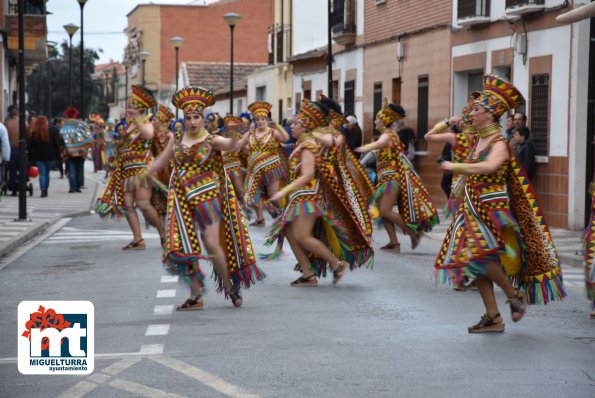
[{"left": 18, "top": 301, "right": 94, "bottom": 375}]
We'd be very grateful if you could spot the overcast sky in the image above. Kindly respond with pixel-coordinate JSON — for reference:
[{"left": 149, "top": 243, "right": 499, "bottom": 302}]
[{"left": 46, "top": 0, "right": 218, "bottom": 65}]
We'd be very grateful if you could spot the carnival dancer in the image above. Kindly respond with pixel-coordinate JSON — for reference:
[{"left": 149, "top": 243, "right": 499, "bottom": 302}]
[
  {"left": 266, "top": 99, "right": 348, "bottom": 286},
  {"left": 206, "top": 112, "right": 223, "bottom": 135},
  {"left": 95, "top": 85, "right": 166, "bottom": 250},
  {"left": 240, "top": 112, "right": 254, "bottom": 135},
  {"left": 436, "top": 75, "right": 566, "bottom": 333},
  {"left": 150, "top": 86, "right": 264, "bottom": 310},
  {"left": 355, "top": 99, "right": 438, "bottom": 252},
  {"left": 150, "top": 105, "right": 175, "bottom": 220},
  {"left": 237, "top": 101, "right": 290, "bottom": 226},
  {"left": 103, "top": 118, "right": 116, "bottom": 179},
  {"left": 583, "top": 175, "right": 595, "bottom": 319},
  {"left": 313, "top": 95, "right": 374, "bottom": 272},
  {"left": 222, "top": 115, "right": 246, "bottom": 202}
]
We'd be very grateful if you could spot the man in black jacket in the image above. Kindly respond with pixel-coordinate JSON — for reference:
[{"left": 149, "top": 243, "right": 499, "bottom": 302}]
[{"left": 511, "top": 127, "right": 536, "bottom": 181}]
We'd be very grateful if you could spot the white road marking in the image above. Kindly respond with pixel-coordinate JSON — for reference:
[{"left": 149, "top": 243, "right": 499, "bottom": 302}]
[
  {"left": 154, "top": 305, "right": 174, "bottom": 315},
  {"left": 146, "top": 324, "right": 170, "bottom": 336},
  {"left": 54, "top": 381, "right": 98, "bottom": 398},
  {"left": 157, "top": 289, "right": 177, "bottom": 298},
  {"left": 139, "top": 344, "right": 164, "bottom": 355},
  {"left": 150, "top": 356, "right": 261, "bottom": 398},
  {"left": 108, "top": 378, "right": 187, "bottom": 398},
  {"left": 161, "top": 275, "right": 179, "bottom": 283},
  {"left": 100, "top": 357, "right": 142, "bottom": 375}
]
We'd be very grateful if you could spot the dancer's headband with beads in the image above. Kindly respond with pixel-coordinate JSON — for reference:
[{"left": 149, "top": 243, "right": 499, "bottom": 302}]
[
  {"left": 475, "top": 75, "right": 525, "bottom": 119},
  {"left": 172, "top": 86, "right": 216, "bottom": 114},
  {"left": 154, "top": 105, "right": 175, "bottom": 124},
  {"left": 240, "top": 112, "right": 254, "bottom": 125},
  {"left": 376, "top": 98, "right": 406, "bottom": 127},
  {"left": 247, "top": 101, "right": 272, "bottom": 119},
  {"left": 296, "top": 99, "right": 327, "bottom": 132},
  {"left": 129, "top": 85, "right": 157, "bottom": 113},
  {"left": 318, "top": 94, "right": 347, "bottom": 126}
]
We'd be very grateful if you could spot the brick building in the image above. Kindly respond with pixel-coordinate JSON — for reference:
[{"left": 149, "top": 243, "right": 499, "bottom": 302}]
[{"left": 125, "top": 0, "right": 274, "bottom": 108}]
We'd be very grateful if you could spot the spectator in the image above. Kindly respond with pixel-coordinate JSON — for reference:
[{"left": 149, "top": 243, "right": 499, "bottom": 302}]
[
  {"left": 511, "top": 126, "right": 536, "bottom": 181},
  {"left": 438, "top": 142, "right": 453, "bottom": 199},
  {"left": 50, "top": 118, "right": 65, "bottom": 178},
  {"left": 0, "top": 121, "right": 10, "bottom": 165},
  {"left": 359, "top": 132, "right": 380, "bottom": 184},
  {"left": 341, "top": 115, "right": 363, "bottom": 157},
  {"left": 5, "top": 105, "right": 28, "bottom": 195},
  {"left": 513, "top": 112, "right": 527, "bottom": 129},
  {"left": 504, "top": 115, "right": 514, "bottom": 140},
  {"left": 397, "top": 127, "right": 416, "bottom": 162},
  {"left": 29, "top": 116, "right": 60, "bottom": 197}
]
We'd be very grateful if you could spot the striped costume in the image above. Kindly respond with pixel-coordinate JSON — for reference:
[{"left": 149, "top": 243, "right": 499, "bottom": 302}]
[
  {"left": 222, "top": 150, "right": 244, "bottom": 180},
  {"left": 95, "top": 128, "right": 153, "bottom": 219},
  {"left": 164, "top": 133, "right": 264, "bottom": 292},
  {"left": 371, "top": 130, "right": 439, "bottom": 232},
  {"left": 243, "top": 128, "right": 289, "bottom": 213},
  {"left": 435, "top": 134, "right": 566, "bottom": 304},
  {"left": 583, "top": 191, "right": 595, "bottom": 310}
]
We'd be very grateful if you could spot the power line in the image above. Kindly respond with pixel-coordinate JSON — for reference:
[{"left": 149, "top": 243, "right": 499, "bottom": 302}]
[{"left": 48, "top": 31, "right": 126, "bottom": 35}]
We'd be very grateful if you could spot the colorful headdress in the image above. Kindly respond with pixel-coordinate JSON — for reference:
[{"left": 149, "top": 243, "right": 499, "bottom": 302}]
[
  {"left": 206, "top": 112, "right": 220, "bottom": 124},
  {"left": 247, "top": 101, "right": 272, "bottom": 118},
  {"left": 461, "top": 91, "right": 481, "bottom": 132},
  {"left": 154, "top": 104, "right": 175, "bottom": 124},
  {"left": 318, "top": 94, "right": 347, "bottom": 126},
  {"left": 240, "top": 112, "right": 254, "bottom": 124},
  {"left": 170, "top": 118, "right": 184, "bottom": 132},
  {"left": 129, "top": 85, "right": 157, "bottom": 112},
  {"left": 114, "top": 120, "right": 127, "bottom": 139},
  {"left": 475, "top": 75, "right": 525, "bottom": 119},
  {"left": 296, "top": 99, "right": 327, "bottom": 132},
  {"left": 376, "top": 98, "right": 406, "bottom": 127},
  {"left": 64, "top": 106, "right": 80, "bottom": 119},
  {"left": 224, "top": 115, "right": 242, "bottom": 127},
  {"left": 172, "top": 86, "right": 216, "bottom": 114}
]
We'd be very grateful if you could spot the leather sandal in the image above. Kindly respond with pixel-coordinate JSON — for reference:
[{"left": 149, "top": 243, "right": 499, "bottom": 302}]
[
  {"left": 249, "top": 219, "right": 265, "bottom": 227},
  {"left": 176, "top": 295, "right": 204, "bottom": 311},
  {"left": 226, "top": 286, "right": 243, "bottom": 307},
  {"left": 332, "top": 260, "right": 347, "bottom": 285},
  {"left": 506, "top": 290, "right": 527, "bottom": 322},
  {"left": 468, "top": 313, "right": 505, "bottom": 333},
  {"left": 380, "top": 243, "right": 400, "bottom": 253},
  {"left": 122, "top": 239, "right": 145, "bottom": 251},
  {"left": 290, "top": 274, "right": 317, "bottom": 286}
]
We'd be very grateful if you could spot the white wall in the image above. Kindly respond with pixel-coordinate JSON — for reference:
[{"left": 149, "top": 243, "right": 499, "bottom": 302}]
[
  {"left": 292, "top": 0, "right": 327, "bottom": 55},
  {"left": 335, "top": 48, "right": 364, "bottom": 123},
  {"left": 452, "top": 0, "right": 567, "bottom": 28},
  {"left": 451, "top": 24, "right": 572, "bottom": 157}
]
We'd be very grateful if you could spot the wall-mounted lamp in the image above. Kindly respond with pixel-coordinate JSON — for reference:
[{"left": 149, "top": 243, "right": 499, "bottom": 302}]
[{"left": 396, "top": 42, "right": 405, "bottom": 62}]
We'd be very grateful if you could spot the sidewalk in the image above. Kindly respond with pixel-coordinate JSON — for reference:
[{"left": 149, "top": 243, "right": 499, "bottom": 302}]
[
  {"left": 0, "top": 169, "right": 102, "bottom": 259},
  {"left": 0, "top": 170, "right": 587, "bottom": 269}
]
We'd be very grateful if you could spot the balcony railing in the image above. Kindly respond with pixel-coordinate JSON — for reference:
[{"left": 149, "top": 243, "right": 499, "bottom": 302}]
[
  {"left": 331, "top": 0, "right": 356, "bottom": 46},
  {"left": 5, "top": 1, "right": 49, "bottom": 66},
  {"left": 8, "top": 0, "right": 47, "bottom": 15},
  {"left": 506, "top": 0, "right": 544, "bottom": 8},
  {"left": 458, "top": 0, "right": 490, "bottom": 19}
]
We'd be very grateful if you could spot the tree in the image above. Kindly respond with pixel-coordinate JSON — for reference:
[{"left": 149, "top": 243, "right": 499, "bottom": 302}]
[{"left": 25, "top": 41, "right": 105, "bottom": 120}]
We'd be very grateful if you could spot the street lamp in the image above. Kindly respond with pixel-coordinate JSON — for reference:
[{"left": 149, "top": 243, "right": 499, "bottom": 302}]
[
  {"left": 223, "top": 12, "right": 240, "bottom": 115},
  {"left": 170, "top": 36, "right": 184, "bottom": 119},
  {"left": 102, "top": 68, "right": 110, "bottom": 119},
  {"left": 78, "top": 0, "right": 89, "bottom": 120},
  {"left": 122, "top": 58, "right": 131, "bottom": 108},
  {"left": 63, "top": 23, "right": 79, "bottom": 107},
  {"left": 138, "top": 51, "right": 150, "bottom": 87}
]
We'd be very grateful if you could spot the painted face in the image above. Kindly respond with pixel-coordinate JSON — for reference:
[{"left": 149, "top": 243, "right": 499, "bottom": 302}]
[
  {"left": 184, "top": 112, "right": 204, "bottom": 133},
  {"left": 470, "top": 104, "right": 492, "bottom": 128},
  {"left": 290, "top": 119, "right": 305, "bottom": 139},
  {"left": 255, "top": 116, "right": 268, "bottom": 130}
]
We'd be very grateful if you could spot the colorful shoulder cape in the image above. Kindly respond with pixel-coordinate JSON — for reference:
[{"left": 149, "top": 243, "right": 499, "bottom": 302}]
[{"left": 583, "top": 191, "right": 595, "bottom": 302}]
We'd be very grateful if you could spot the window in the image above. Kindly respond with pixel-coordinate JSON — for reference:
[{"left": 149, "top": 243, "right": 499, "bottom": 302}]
[
  {"left": 373, "top": 82, "right": 382, "bottom": 133},
  {"left": 332, "top": 80, "right": 339, "bottom": 100},
  {"left": 304, "top": 89, "right": 311, "bottom": 101},
  {"left": 256, "top": 86, "right": 266, "bottom": 102},
  {"left": 278, "top": 99, "right": 283, "bottom": 124},
  {"left": 268, "top": 31, "right": 274, "bottom": 65},
  {"left": 417, "top": 75, "right": 429, "bottom": 151},
  {"left": 236, "top": 99, "right": 243, "bottom": 116},
  {"left": 530, "top": 74, "right": 549, "bottom": 156},
  {"left": 276, "top": 28, "right": 284, "bottom": 64},
  {"left": 344, "top": 80, "right": 355, "bottom": 116},
  {"left": 295, "top": 92, "right": 302, "bottom": 113},
  {"left": 392, "top": 78, "right": 401, "bottom": 105},
  {"left": 468, "top": 72, "right": 483, "bottom": 93},
  {"left": 458, "top": 0, "right": 490, "bottom": 19}
]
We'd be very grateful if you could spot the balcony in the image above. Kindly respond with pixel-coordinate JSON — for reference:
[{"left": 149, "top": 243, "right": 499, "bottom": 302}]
[
  {"left": 5, "top": 1, "right": 49, "bottom": 66},
  {"left": 331, "top": 0, "right": 356, "bottom": 46},
  {"left": 505, "top": 0, "right": 545, "bottom": 17},
  {"left": 457, "top": 0, "right": 491, "bottom": 27}
]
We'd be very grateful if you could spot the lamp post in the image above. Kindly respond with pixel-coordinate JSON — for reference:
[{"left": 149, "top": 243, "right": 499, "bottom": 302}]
[
  {"left": 327, "top": 0, "right": 332, "bottom": 99},
  {"left": 138, "top": 51, "right": 150, "bottom": 87},
  {"left": 46, "top": 42, "right": 56, "bottom": 117},
  {"left": 78, "top": 0, "right": 88, "bottom": 119},
  {"left": 63, "top": 23, "right": 79, "bottom": 107},
  {"left": 223, "top": 12, "right": 240, "bottom": 115},
  {"left": 170, "top": 36, "right": 184, "bottom": 119},
  {"left": 17, "top": 0, "right": 27, "bottom": 220},
  {"left": 122, "top": 59, "right": 131, "bottom": 109}
]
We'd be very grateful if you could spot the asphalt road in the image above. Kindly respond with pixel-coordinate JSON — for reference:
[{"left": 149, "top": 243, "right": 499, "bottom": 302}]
[{"left": 0, "top": 214, "right": 593, "bottom": 398}]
